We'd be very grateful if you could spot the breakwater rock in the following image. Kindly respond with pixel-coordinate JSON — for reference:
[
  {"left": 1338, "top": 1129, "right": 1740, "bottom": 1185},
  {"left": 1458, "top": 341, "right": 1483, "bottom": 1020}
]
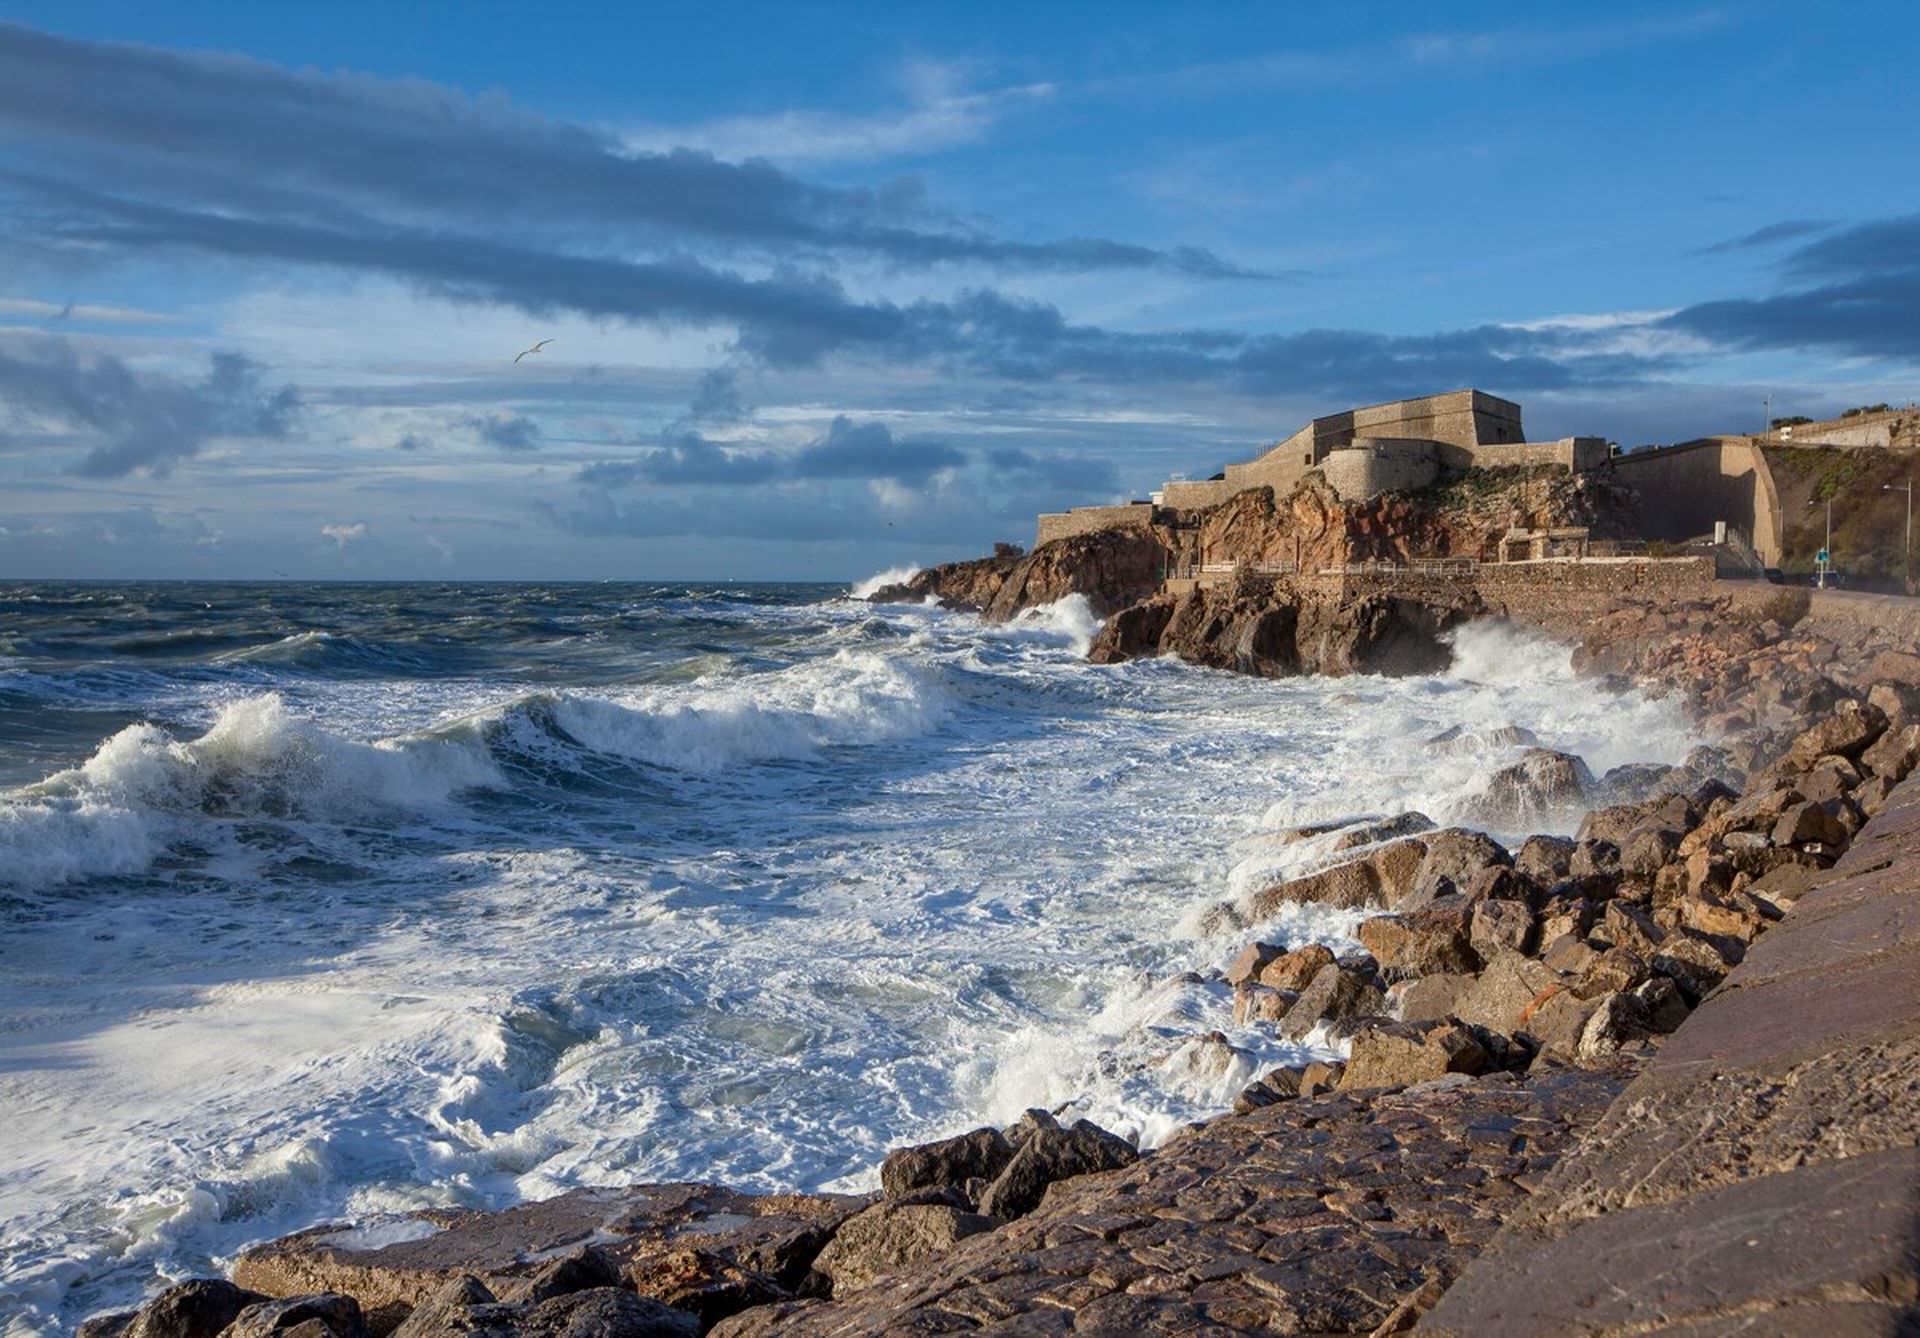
[{"left": 867, "top": 528, "right": 1164, "bottom": 621}]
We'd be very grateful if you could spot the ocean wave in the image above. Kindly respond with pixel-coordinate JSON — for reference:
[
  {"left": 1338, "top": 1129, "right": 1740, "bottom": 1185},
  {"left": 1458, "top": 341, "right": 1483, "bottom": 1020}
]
[{"left": 848, "top": 565, "right": 922, "bottom": 599}]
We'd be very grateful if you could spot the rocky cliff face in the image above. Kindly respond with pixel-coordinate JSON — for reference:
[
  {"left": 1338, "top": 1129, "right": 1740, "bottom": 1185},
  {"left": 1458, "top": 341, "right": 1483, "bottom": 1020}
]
[
  {"left": 867, "top": 528, "right": 1165, "bottom": 621},
  {"left": 1090, "top": 577, "right": 1480, "bottom": 678}
]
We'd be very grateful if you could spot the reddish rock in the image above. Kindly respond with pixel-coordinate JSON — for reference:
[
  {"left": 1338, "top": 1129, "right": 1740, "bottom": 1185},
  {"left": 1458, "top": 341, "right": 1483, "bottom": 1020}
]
[
  {"left": 1257, "top": 942, "right": 1336, "bottom": 991},
  {"left": 1356, "top": 902, "right": 1480, "bottom": 978}
]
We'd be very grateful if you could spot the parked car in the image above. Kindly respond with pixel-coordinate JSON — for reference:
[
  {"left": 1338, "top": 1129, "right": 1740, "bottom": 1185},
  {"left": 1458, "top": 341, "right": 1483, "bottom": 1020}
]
[{"left": 1763, "top": 568, "right": 1784, "bottom": 584}]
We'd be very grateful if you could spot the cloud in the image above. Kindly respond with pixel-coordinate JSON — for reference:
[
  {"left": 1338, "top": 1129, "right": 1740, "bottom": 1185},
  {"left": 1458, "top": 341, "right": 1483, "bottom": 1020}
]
[
  {"left": 1690, "top": 219, "right": 1834, "bottom": 256},
  {"left": 0, "top": 335, "right": 299, "bottom": 476},
  {"left": 986, "top": 445, "right": 1122, "bottom": 495},
  {"left": 394, "top": 433, "right": 427, "bottom": 451},
  {"left": 1662, "top": 215, "right": 1920, "bottom": 362},
  {"left": 0, "top": 22, "right": 1259, "bottom": 281},
  {"left": 688, "top": 366, "right": 748, "bottom": 424},
  {"left": 582, "top": 430, "right": 779, "bottom": 487},
  {"left": 321, "top": 521, "right": 367, "bottom": 547},
  {"left": 468, "top": 412, "right": 540, "bottom": 451},
  {"left": 792, "top": 416, "right": 966, "bottom": 483}
]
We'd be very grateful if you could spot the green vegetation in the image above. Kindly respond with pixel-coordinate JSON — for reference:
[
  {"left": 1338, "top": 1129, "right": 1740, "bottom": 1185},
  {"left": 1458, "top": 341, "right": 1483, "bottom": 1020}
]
[
  {"left": 1415, "top": 463, "right": 1567, "bottom": 510},
  {"left": 1757, "top": 587, "right": 1812, "bottom": 628},
  {"left": 1763, "top": 446, "right": 1918, "bottom": 592},
  {"left": 1841, "top": 404, "right": 1892, "bottom": 419},
  {"left": 1771, "top": 415, "right": 1814, "bottom": 428}
]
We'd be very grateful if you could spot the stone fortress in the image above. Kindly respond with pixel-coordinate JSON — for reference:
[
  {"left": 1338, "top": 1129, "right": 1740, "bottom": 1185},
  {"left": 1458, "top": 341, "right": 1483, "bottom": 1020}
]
[{"left": 1037, "top": 389, "right": 1611, "bottom": 546}]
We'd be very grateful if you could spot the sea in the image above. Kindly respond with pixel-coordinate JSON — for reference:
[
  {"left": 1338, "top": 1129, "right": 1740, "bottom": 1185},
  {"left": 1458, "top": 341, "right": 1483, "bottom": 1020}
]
[{"left": 0, "top": 578, "right": 1703, "bottom": 1333}]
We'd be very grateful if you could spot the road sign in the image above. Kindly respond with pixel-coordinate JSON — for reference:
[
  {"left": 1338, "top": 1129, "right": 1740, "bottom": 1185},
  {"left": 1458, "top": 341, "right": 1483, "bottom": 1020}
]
[{"left": 1817, "top": 548, "right": 1830, "bottom": 564}]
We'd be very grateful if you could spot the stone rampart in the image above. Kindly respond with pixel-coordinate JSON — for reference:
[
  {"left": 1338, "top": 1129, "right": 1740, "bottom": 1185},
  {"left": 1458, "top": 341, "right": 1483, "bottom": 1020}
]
[
  {"left": 1775, "top": 405, "right": 1918, "bottom": 449},
  {"left": 1156, "top": 478, "right": 1236, "bottom": 509},
  {"left": 1033, "top": 503, "right": 1155, "bottom": 547},
  {"left": 1608, "top": 437, "right": 1784, "bottom": 564},
  {"left": 1320, "top": 439, "right": 1439, "bottom": 499}
]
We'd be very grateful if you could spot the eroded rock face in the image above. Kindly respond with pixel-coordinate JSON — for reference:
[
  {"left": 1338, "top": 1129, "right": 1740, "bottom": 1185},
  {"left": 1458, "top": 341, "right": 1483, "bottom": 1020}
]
[
  {"left": 1459, "top": 749, "right": 1596, "bottom": 830},
  {"left": 878, "top": 1128, "right": 1013, "bottom": 1202},
  {"left": 869, "top": 528, "right": 1164, "bottom": 621},
  {"left": 810, "top": 1202, "right": 995, "bottom": 1296}
]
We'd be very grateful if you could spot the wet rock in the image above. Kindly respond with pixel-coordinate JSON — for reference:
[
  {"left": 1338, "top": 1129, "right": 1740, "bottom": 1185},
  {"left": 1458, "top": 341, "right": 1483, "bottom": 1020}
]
[
  {"left": 1619, "top": 824, "right": 1682, "bottom": 878},
  {"left": 1155, "top": 1030, "right": 1251, "bottom": 1083},
  {"left": 1248, "top": 836, "right": 1428, "bottom": 916},
  {"left": 1356, "top": 902, "right": 1480, "bottom": 979},
  {"left": 1278, "top": 963, "right": 1387, "bottom": 1040},
  {"left": 77, "top": 1314, "right": 135, "bottom": 1338},
  {"left": 1423, "top": 723, "right": 1541, "bottom": 756},
  {"left": 224, "top": 1295, "right": 367, "bottom": 1338},
  {"left": 879, "top": 1128, "right": 1013, "bottom": 1202},
  {"left": 113, "top": 1279, "right": 266, "bottom": 1338},
  {"left": 1223, "top": 941, "right": 1282, "bottom": 986},
  {"left": 1402, "top": 829, "right": 1511, "bottom": 908},
  {"left": 1328, "top": 811, "right": 1435, "bottom": 850},
  {"left": 975, "top": 1111, "right": 1136, "bottom": 1221},
  {"left": 1232, "top": 983, "right": 1292, "bottom": 1025},
  {"left": 1596, "top": 762, "right": 1674, "bottom": 805},
  {"left": 1299, "top": 1059, "right": 1346, "bottom": 1095},
  {"left": 1459, "top": 749, "right": 1595, "bottom": 829},
  {"left": 514, "top": 1289, "right": 701, "bottom": 1338},
  {"left": 1341, "top": 1020, "right": 1489, "bottom": 1090},
  {"left": 1256, "top": 942, "right": 1335, "bottom": 992},
  {"left": 1085, "top": 597, "right": 1174, "bottom": 663},
  {"left": 1575, "top": 803, "right": 1647, "bottom": 848},
  {"left": 1569, "top": 838, "right": 1621, "bottom": 889},
  {"left": 387, "top": 1277, "right": 499, "bottom": 1338}
]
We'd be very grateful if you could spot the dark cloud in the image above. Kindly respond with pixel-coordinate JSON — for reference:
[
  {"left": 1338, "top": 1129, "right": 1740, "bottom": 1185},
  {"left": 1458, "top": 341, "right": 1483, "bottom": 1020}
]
[
  {"left": 394, "top": 433, "right": 427, "bottom": 451},
  {"left": 688, "top": 367, "right": 749, "bottom": 424},
  {"left": 588, "top": 430, "right": 780, "bottom": 487},
  {"left": 0, "top": 22, "right": 1263, "bottom": 281},
  {"left": 986, "top": 445, "right": 1122, "bottom": 495},
  {"left": 792, "top": 416, "right": 965, "bottom": 483},
  {"left": 0, "top": 335, "right": 298, "bottom": 476},
  {"left": 1663, "top": 216, "right": 1920, "bottom": 362},
  {"left": 467, "top": 412, "right": 541, "bottom": 451},
  {"left": 1690, "top": 219, "right": 1833, "bottom": 256}
]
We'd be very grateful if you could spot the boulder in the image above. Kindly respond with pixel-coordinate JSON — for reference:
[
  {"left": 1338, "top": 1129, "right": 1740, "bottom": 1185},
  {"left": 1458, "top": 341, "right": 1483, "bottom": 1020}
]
[
  {"left": 1232, "top": 984, "right": 1292, "bottom": 1025},
  {"left": 224, "top": 1296, "right": 367, "bottom": 1338},
  {"left": 1231, "top": 1066, "right": 1305, "bottom": 1115},
  {"left": 1651, "top": 929, "right": 1741, "bottom": 1002},
  {"left": 880, "top": 1127, "right": 1014, "bottom": 1201},
  {"left": 1538, "top": 898, "right": 1597, "bottom": 945},
  {"left": 1573, "top": 947, "right": 1651, "bottom": 1000},
  {"left": 1618, "top": 825, "right": 1682, "bottom": 879},
  {"left": 1423, "top": 724, "right": 1540, "bottom": 756},
  {"left": 1458, "top": 749, "right": 1595, "bottom": 829},
  {"left": 1298, "top": 1060, "right": 1346, "bottom": 1095},
  {"left": 1599, "top": 900, "right": 1665, "bottom": 957},
  {"left": 1086, "top": 598, "right": 1175, "bottom": 663},
  {"left": 810, "top": 1202, "right": 995, "bottom": 1297},
  {"left": 1575, "top": 803, "right": 1648, "bottom": 848},
  {"left": 513, "top": 1289, "right": 702, "bottom": 1338},
  {"left": 1568, "top": 839, "right": 1621, "bottom": 889},
  {"left": 1866, "top": 679, "right": 1920, "bottom": 725},
  {"left": 1514, "top": 835, "right": 1575, "bottom": 887},
  {"left": 1246, "top": 837, "right": 1427, "bottom": 916},
  {"left": 1523, "top": 989, "right": 1599, "bottom": 1059},
  {"left": 387, "top": 1276, "right": 499, "bottom": 1338},
  {"left": 1256, "top": 943, "right": 1336, "bottom": 992},
  {"left": 1860, "top": 722, "right": 1920, "bottom": 782},
  {"left": 1771, "top": 800, "right": 1849, "bottom": 850},
  {"left": 1632, "top": 976, "right": 1691, "bottom": 1033},
  {"left": 1469, "top": 899, "right": 1536, "bottom": 959},
  {"left": 497, "top": 1248, "right": 621, "bottom": 1303},
  {"left": 627, "top": 1249, "right": 790, "bottom": 1327},
  {"left": 1356, "top": 902, "right": 1479, "bottom": 978},
  {"left": 1784, "top": 698, "right": 1888, "bottom": 768},
  {"left": 1541, "top": 933, "right": 1600, "bottom": 976},
  {"left": 1223, "top": 942, "right": 1282, "bottom": 987},
  {"left": 1451, "top": 951, "right": 1558, "bottom": 1035},
  {"left": 1867, "top": 649, "right": 1920, "bottom": 686},
  {"left": 1392, "top": 972, "right": 1474, "bottom": 1023},
  {"left": 1340, "top": 1020, "right": 1488, "bottom": 1090},
  {"left": 975, "top": 1111, "right": 1136, "bottom": 1221},
  {"left": 1576, "top": 991, "right": 1653, "bottom": 1061},
  {"left": 1328, "top": 811, "right": 1435, "bottom": 851},
  {"left": 113, "top": 1280, "right": 266, "bottom": 1338},
  {"left": 1277, "top": 963, "right": 1387, "bottom": 1040},
  {"left": 1402, "top": 829, "right": 1511, "bottom": 908}
]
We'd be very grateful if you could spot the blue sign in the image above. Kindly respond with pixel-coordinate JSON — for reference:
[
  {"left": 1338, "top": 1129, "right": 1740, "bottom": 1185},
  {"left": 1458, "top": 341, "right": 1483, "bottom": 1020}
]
[{"left": 1817, "top": 548, "right": 1830, "bottom": 564}]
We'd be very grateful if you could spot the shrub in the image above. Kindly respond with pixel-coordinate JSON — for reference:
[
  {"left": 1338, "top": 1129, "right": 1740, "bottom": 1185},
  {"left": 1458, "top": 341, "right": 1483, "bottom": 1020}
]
[{"left": 1759, "top": 587, "right": 1812, "bottom": 628}]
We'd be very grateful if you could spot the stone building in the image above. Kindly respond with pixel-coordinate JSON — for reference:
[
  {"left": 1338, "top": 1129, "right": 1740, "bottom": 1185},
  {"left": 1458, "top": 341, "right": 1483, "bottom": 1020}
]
[{"left": 1036, "top": 389, "right": 1610, "bottom": 547}]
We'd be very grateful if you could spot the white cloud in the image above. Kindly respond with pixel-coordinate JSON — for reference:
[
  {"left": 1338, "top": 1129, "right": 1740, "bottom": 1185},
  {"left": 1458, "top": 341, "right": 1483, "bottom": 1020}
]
[
  {"left": 0, "top": 297, "right": 186, "bottom": 325},
  {"left": 321, "top": 521, "right": 368, "bottom": 547},
  {"left": 619, "top": 61, "right": 1055, "bottom": 166}
]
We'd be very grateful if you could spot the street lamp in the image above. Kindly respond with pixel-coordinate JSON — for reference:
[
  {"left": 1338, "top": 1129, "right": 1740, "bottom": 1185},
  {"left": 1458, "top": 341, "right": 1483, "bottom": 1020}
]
[
  {"left": 1885, "top": 479, "right": 1913, "bottom": 593},
  {"left": 1807, "top": 495, "right": 1833, "bottom": 588}
]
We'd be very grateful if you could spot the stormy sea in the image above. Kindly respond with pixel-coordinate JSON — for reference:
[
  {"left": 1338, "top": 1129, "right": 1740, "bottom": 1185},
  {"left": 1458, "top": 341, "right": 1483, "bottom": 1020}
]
[{"left": 0, "top": 580, "right": 1702, "bottom": 1331}]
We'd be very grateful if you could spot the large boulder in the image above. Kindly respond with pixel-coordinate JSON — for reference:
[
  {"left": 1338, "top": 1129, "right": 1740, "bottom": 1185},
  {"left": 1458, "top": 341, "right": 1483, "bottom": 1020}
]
[
  {"left": 879, "top": 1128, "right": 1013, "bottom": 1202},
  {"left": 1246, "top": 837, "right": 1427, "bottom": 917},
  {"left": 1340, "top": 1020, "right": 1488, "bottom": 1090},
  {"left": 1451, "top": 950, "right": 1558, "bottom": 1035},
  {"left": 810, "top": 1201, "right": 995, "bottom": 1297},
  {"left": 1783, "top": 698, "right": 1888, "bottom": 768},
  {"left": 1356, "top": 902, "right": 1480, "bottom": 979},
  {"left": 1257, "top": 943, "right": 1336, "bottom": 992},
  {"left": 1860, "top": 722, "right": 1920, "bottom": 782},
  {"left": 974, "top": 1111, "right": 1136, "bottom": 1221},
  {"left": 1278, "top": 963, "right": 1387, "bottom": 1040},
  {"left": 1458, "top": 750, "right": 1595, "bottom": 830},
  {"left": 1402, "top": 829, "right": 1511, "bottom": 908},
  {"left": 224, "top": 1295, "right": 367, "bottom": 1338}
]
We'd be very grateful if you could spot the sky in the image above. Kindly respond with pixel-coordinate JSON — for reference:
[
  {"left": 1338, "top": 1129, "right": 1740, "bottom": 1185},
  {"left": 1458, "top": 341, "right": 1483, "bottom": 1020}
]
[{"left": 1, "top": 1, "right": 1916, "bottom": 581}]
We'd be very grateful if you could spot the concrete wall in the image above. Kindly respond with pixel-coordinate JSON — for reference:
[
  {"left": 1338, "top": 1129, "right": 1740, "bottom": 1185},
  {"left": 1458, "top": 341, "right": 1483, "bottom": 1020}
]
[
  {"left": 1156, "top": 479, "right": 1237, "bottom": 509},
  {"left": 1608, "top": 438, "right": 1784, "bottom": 565},
  {"left": 1034, "top": 503, "right": 1156, "bottom": 547},
  {"left": 1321, "top": 440, "right": 1440, "bottom": 499},
  {"left": 1442, "top": 436, "right": 1611, "bottom": 473},
  {"left": 1774, "top": 405, "right": 1918, "bottom": 449}
]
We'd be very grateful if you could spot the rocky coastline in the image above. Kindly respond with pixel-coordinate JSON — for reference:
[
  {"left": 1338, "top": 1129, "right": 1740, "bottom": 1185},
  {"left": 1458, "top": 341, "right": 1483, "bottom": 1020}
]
[{"left": 75, "top": 515, "right": 1920, "bottom": 1336}]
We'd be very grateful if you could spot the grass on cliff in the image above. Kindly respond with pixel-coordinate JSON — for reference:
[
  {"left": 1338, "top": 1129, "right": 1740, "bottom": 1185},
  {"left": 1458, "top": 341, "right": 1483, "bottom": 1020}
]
[{"left": 1765, "top": 446, "right": 1920, "bottom": 591}]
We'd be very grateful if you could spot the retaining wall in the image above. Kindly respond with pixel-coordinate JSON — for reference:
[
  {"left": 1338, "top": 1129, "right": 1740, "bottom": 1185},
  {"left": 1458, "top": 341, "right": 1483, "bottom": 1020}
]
[
  {"left": 1608, "top": 438, "right": 1784, "bottom": 564},
  {"left": 1033, "top": 503, "right": 1156, "bottom": 547}
]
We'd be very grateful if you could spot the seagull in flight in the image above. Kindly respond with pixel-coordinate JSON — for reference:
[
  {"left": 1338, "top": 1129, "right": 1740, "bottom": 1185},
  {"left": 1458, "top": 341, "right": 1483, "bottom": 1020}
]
[{"left": 514, "top": 338, "right": 555, "bottom": 364}]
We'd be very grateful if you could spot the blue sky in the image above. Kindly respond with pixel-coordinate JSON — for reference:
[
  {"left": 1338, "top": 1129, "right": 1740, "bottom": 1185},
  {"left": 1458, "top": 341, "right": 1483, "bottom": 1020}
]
[{"left": 1, "top": 1, "right": 1915, "bottom": 580}]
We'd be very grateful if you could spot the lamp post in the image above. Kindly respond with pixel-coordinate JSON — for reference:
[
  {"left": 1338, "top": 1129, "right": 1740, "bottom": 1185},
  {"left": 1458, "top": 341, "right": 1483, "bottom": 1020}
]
[
  {"left": 1807, "top": 495, "right": 1833, "bottom": 588},
  {"left": 1886, "top": 479, "right": 1913, "bottom": 593}
]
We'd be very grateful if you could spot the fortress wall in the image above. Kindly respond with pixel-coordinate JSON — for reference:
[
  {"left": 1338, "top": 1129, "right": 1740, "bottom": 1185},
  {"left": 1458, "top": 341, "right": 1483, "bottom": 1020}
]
[
  {"left": 1607, "top": 438, "right": 1782, "bottom": 564},
  {"left": 1782, "top": 421, "right": 1893, "bottom": 448},
  {"left": 1158, "top": 479, "right": 1237, "bottom": 509},
  {"left": 1035, "top": 503, "right": 1155, "bottom": 547},
  {"left": 1320, "top": 440, "right": 1439, "bottom": 499},
  {"left": 1439, "top": 436, "right": 1611, "bottom": 473}
]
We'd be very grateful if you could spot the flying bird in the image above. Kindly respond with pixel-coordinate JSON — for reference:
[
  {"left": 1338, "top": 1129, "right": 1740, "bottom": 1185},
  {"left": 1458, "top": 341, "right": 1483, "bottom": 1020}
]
[{"left": 514, "top": 338, "right": 555, "bottom": 364}]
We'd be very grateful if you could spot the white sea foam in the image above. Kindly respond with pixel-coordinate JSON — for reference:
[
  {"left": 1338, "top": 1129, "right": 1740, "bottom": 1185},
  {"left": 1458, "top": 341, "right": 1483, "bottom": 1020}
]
[
  {"left": 0, "top": 597, "right": 1710, "bottom": 1333},
  {"left": 848, "top": 565, "right": 922, "bottom": 599}
]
